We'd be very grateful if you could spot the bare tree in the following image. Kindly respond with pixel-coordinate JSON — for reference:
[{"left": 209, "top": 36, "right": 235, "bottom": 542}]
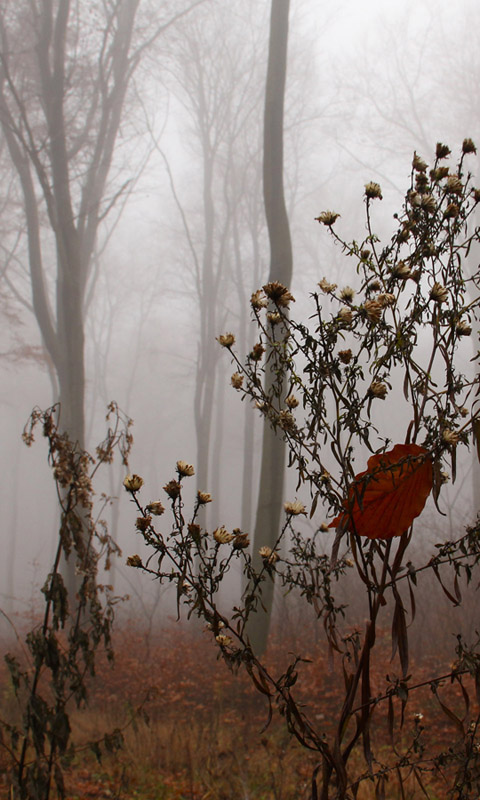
[{"left": 248, "top": 0, "right": 293, "bottom": 655}]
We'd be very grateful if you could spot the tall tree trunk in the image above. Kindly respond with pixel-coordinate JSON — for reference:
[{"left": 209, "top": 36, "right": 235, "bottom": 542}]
[{"left": 248, "top": 0, "right": 292, "bottom": 656}]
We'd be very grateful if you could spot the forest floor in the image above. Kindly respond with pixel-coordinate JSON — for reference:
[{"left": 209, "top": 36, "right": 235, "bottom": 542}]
[{"left": 0, "top": 620, "right": 477, "bottom": 799}]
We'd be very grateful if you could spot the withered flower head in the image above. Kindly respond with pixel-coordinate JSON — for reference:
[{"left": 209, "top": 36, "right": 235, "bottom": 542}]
[
  {"left": 318, "top": 277, "right": 337, "bottom": 293},
  {"left": 233, "top": 531, "right": 250, "bottom": 549},
  {"left": 377, "top": 293, "right": 396, "bottom": 308},
  {"left": 368, "top": 381, "right": 388, "bottom": 399},
  {"left": 123, "top": 474, "right": 144, "bottom": 493},
  {"left": 259, "top": 546, "right": 279, "bottom": 564},
  {"left": 213, "top": 526, "right": 235, "bottom": 544},
  {"left": 409, "top": 191, "right": 422, "bottom": 207},
  {"left": 363, "top": 299, "right": 382, "bottom": 324},
  {"left": 456, "top": 320, "right": 472, "bottom": 336},
  {"left": 267, "top": 311, "right": 282, "bottom": 325},
  {"left": 197, "top": 491, "right": 213, "bottom": 505},
  {"left": 443, "top": 203, "right": 459, "bottom": 219},
  {"left": 163, "top": 479, "right": 181, "bottom": 499},
  {"left": 338, "top": 306, "right": 353, "bottom": 326},
  {"left": 430, "top": 166, "right": 450, "bottom": 181},
  {"left": 146, "top": 501, "right": 165, "bottom": 516},
  {"left": 284, "top": 500, "right": 307, "bottom": 516},
  {"left": 231, "top": 372, "right": 244, "bottom": 389},
  {"left": 365, "top": 181, "right": 383, "bottom": 200},
  {"left": 446, "top": 175, "right": 463, "bottom": 195},
  {"left": 360, "top": 248, "right": 371, "bottom": 260},
  {"left": 126, "top": 554, "right": 142, "bottom": 568},
  {"left": 216, "top": 634, "right": 233, "bottom": 647},
  {"left": 217, "top": 332, "right": 235, "bottom": 348},
  {"left": 188, "top": 523, "right": 202, "bottom": 543},
  {"left": 462, "top": 138, "right": 477, "bottom": 154},
  {"left": 392, "top": 261, "right": 412, "bottom": 279},
  {"left": 315, "top": 210, "right": 340, "bottom": 226},
  {"left": 442, "top": 428, "right": 459, "bottom": 447},
  {"left": 250, "top": 289, "right": 267, "bottom": 310},
  {"left": 415, "top": 172, "right": 429, "bottom": 191},
  {"left": 263, "top": 281, "right": 295, "bottom": 307},
  {"left": 285, "top": 394, "right": 299, "bottom": 409},
  {"left": 430, "top": 283, "right": 448, "bottom": 303},
  {"left": 473, "top": 189, "right": 480, "bottom": 203},
  {"left": 340, "top": 286, "right": 355, "bottom": 302},
  {"left": 278, "top": 410, "right": 296, "bottom": 431},
  {"left": 319, "top": 522, "right": 330, "bottom": 532},
  {"left": 412, "top": 152, "right": 428, "bottom": 172},
  {"left": 135, "top": 515, "right": 151, "bottom": 532},
  {"left": 249, "top": 342, "right": 265, "bottom": 362},
  {"left": 420, "top": 194, "right": 436, "bottom": 213},
  {"left": 177, "top": 460, "right": 195, "bottom": 477},
  {"left": 367, "top": 279, "right": 381, "bottom": 293},
  {"left": 338, "top": 349, "right": 353, "bottom": 364},
  {"left": 436, "top": 142, "right": 451, "bottom": 159}
]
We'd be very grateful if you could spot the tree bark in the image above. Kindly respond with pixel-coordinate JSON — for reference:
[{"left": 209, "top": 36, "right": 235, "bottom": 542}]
[{"left": 248, "top": 0, "right": 292, "bottom": 656}]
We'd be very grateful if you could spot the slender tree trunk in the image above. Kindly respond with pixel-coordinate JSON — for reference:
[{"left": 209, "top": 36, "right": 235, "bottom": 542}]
[{"left": 248, "top": 0, "right": 292, "bottom": 656}]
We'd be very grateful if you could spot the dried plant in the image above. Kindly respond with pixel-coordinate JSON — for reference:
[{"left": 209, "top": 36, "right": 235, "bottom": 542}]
[
  {"left": 130, "top": 144, "right": 480, "bottom": 798},
  {"left": 2, "top": 403, "right": 134, "bottom": 799}
]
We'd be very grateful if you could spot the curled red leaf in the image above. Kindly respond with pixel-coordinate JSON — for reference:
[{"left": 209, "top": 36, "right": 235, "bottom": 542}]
[{"left": 330, "top": 443, "right": 433, "bottom": 539}]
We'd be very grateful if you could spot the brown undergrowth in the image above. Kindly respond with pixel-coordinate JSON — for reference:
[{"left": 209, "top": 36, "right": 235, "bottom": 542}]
[{"left": 1, "top": 620, "right": 476, "bottom": 799}]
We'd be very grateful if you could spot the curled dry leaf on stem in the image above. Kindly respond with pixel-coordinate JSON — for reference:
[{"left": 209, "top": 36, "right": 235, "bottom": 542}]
[{"left": 330, "top": 443, "right": 434, "bottom": 540}]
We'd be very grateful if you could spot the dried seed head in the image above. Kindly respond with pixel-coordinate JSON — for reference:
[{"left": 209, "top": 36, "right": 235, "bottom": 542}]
[
  {"left": 163, "top": 479, "right": 181, "bottom": 499},
  {"left": 123, "top": 474, "right": 144, "bottom": 493},
  {"left": 444, "top": 203, "right": 459, "bottom": 219},
  {"left": 392, "top": 261, "right": 412, "bottom": 279},
  {"left": 430, "top": 166, "right": 450, "bottom": 181},
  {"left": 436, "top": 143, "right": 451, "bottom": 159},
  {"left": 197, "top": 491, "right": 213, "bottom": 505},
  {"left": 456, "top": 320, "right": 472, "bottom": 336},
  {"left": 446, "top": 175, "right": 463, "bottom": 195},
  {"left": 363, "top": 299, "right": 382, "bottom": 324},
  {"left": 462, "top": 138, "right": 477, "bottom": 154},
  {"left": 338, "top": 306, "right": 353, "bottom": 326},
  {"left": 442, "top": 429, "right": 459, "bottom": 447},
  {"left": 259, "top": 546, "right": 279, "bottom": 564},
  {"left": 367, "top": 280, "right": 381, "bottom": 292},
  {"left": 217, "top": 332, "right": 235, "bottom": 348},
  {"left": 284, "top": 500, "right": 307, "bottom": 516},
  {"left": 420, "top": 194, "right": 436, "bottom": 212},
  {"left": 267, "top": 311, "right": 282, "bottom": 325},
  {"left": 430, "top": 283, "right": 448, "bottom": 303},
  {"left": 473, "top": 189, "right": 480, "bottom": 203},
  {"left": 285, "top": 394, "right": 299, "bottom": 409},
  {"left": 365, "top": 181, "right": 383, "bottom": 200},
  {"left": 135, "top": 515, "right": 151, "bottom": 532},
  {"left": 233, "top": 531, "right": 250, "bottom": 549},
  {"left": 369, "top": 381, "right": 388, "bottom": 399},
  {"left": 340, "top": 286, "right": 355, "bottom": 302},
  {"left": 213, "top": 526, "right": 235, "bottom": 544},
  {"left": 249, "top": 342, "right": 265, "bottom": 362},
  {"left": 338, "top": 349, "right": 353, "bottom": 364},
  {"left": 412, "top": 152, "right": 428, "bottom": 172},
  {"left": 146, "top": 501, "right": 165, "bottom": 516},
  {"left": 360, "top": 248, "right": 371, "bottom": 260},
  {"left": 231, "top": 372, "right": 244, "bottom": 389},
  {"left": 415, "top": 172, "right": 429, "bottom": 191},
  {"left": 318, "top": 277, "right": 337, "bottom": 293},
  {"left": 216, "top": 634, "right": 233, "bottom": 647},
  {"left": 319, "top": 522, "right": 329, "bottom": 532},
  {"left": 278, "top": 410, "right": 296, "bottom": 431},
  {"left": 177, "top": 460, "right": 195, "bottom": 477},
  {"left": 251, "top": 290, "right": 267, "bottom": 310},
  {"left": 126, "top": 554, "right": 142, "bottom": 568},
  {"left": 377, "top": 293, "right": 396, "bottom": 308},
  {"left": 315, "top": 210, "right": 340, "bottom": 226},
  {"left": 263, "top": 281, "right": 295, "bottom": 307}
]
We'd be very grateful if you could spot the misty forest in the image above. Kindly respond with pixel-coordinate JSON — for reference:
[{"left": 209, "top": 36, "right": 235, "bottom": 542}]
[{"left": 1, "top": 0, "right": 480, "bottom": 798}]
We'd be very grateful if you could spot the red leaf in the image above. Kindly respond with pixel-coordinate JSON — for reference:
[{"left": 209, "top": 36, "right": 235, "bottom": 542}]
[{"left": 330, "top": 443, "right": 433, "bottom": 539}]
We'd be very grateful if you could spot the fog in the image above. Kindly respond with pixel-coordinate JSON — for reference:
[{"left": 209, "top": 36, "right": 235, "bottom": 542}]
[{"left": 0, "top": 0, "right": 478, "bottom": 626}]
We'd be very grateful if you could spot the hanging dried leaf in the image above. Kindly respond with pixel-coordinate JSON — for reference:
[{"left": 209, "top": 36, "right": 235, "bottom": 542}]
[{"left": 330, "top": 444, "right": 433, "bottom": 540}]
